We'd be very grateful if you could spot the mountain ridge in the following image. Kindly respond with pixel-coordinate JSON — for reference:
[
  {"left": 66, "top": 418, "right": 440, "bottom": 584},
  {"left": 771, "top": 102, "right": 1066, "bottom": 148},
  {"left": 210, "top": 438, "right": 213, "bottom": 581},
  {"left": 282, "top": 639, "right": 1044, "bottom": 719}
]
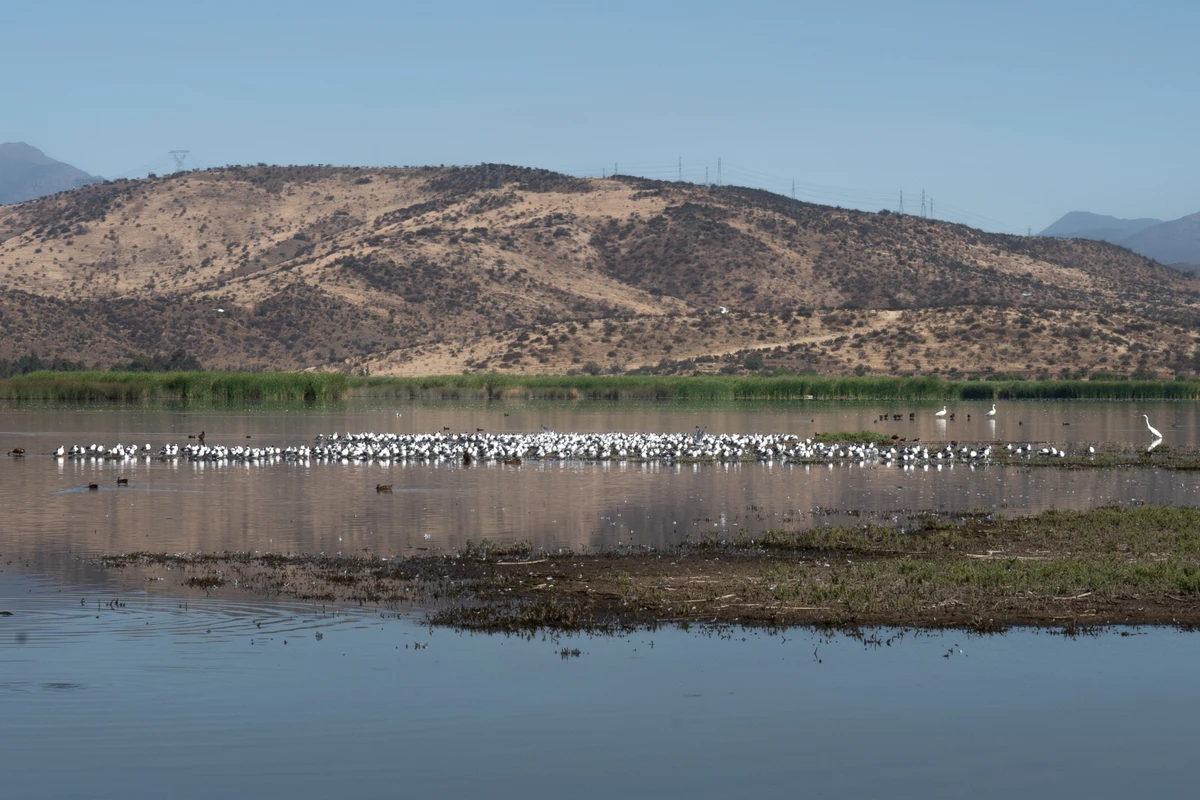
[
  {"left": 1, "top": 164, "right": 1198, "bottom": 379},
  {"left": 1041, "top": 209, "right": 1200, "bottom": 268},
  {"left": 0, "top": 142, "right": 100, "bottom": 205}
]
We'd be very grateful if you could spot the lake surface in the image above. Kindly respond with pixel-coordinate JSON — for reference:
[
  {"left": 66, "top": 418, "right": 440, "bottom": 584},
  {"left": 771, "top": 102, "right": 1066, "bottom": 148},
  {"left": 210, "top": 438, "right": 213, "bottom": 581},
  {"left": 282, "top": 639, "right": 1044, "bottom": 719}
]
[
  {"left": 2, "top": 571, "right": 1198, "bottom": 799},
  {"left": 3, "top": 400, "right": 1199, "bottom": 797},
  {"left": 1, "top": 401, "right": 1196, "bottom": 580}
]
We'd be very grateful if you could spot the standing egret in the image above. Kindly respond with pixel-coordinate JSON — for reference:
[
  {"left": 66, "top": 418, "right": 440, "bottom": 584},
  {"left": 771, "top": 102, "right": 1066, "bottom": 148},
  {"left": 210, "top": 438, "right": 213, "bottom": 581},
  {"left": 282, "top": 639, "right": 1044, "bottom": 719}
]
[
  {"left": 1143, "top": 414, "right": 1162, "bottom": 439},
  {"left": 934, "top": 406, "right": 948, "bottom": 418},
  {"left": 986, "top": 404, "right": 997, "bottom": 418}
]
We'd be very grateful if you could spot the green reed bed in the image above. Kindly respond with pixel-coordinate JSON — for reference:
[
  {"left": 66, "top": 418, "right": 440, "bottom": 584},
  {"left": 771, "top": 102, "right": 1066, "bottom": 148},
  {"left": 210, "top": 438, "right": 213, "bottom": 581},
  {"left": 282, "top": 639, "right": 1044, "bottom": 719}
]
[
  {"left": 3, "top": 371, "right": 1199, "bottom": 404},
  {"left": 349, "top": 374, "right": 957, "bottom": 401},
  {"left": 350, "top": 374, "right": 1200, "bottom": 401},
  {"left": 0, "top": 370, "right": 348, "bottom": 404}
]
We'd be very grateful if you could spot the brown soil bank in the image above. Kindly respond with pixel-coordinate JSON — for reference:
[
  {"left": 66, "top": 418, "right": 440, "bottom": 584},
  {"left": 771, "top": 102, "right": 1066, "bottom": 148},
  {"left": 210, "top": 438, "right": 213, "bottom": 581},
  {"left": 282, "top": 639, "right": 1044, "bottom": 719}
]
[{"left": 96, "top": 506, "right": 1200, "bottom": 633}]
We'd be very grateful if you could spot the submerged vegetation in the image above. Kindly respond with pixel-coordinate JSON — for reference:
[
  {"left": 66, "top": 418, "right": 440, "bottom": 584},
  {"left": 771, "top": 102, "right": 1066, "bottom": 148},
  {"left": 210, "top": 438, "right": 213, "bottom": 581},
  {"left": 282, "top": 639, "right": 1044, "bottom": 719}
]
[
  {"left": 98, "top": 506, "right": 1200, "bottom": 633},
  {"left": 4, "top": 370, "right": 1200, "bottom": 404}
]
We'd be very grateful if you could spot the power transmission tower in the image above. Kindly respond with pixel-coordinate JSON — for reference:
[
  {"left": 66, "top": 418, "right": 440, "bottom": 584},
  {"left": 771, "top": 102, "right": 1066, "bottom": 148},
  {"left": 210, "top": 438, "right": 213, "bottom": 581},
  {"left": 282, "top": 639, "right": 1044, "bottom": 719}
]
[
  {"left": 791, "top": 179, "right": 796, "bottom": 200},
  {"left": 678, "top": 155, "right": 682, "bottom": 182},
  {"left": 899, "top": 190, "right": 904, "bottom": 214},
  {"left": 929, "top": 197, "right": 934, "bottom": 218},
  {"left": 1027, "top": 225, "right": 1032, "bottom": 236},
  {"left": 705, "top": 166, "right": 709, "bottom": 185},
  {"left": 614, "top": 161, "right": 619, "bottom": 177},
  {"left": 169, "top": 150, "right": 190, "bottom": 173},
  {"left": 717, "top": 157, "right": 722, "bottom": 186},
  {"left": 920, "top": 189, "right": 926, "bottom": 219}
]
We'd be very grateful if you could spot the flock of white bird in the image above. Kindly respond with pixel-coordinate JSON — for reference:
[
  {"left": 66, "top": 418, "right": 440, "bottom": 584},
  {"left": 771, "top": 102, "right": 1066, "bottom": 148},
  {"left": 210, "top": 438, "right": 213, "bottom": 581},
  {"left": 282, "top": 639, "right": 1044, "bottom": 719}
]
[
  {"left": 49, "top": 428, "right": 1098, "bottom": 467},
  {"left": 44, "top": 408, "right": 1169, "bottom": 466}
]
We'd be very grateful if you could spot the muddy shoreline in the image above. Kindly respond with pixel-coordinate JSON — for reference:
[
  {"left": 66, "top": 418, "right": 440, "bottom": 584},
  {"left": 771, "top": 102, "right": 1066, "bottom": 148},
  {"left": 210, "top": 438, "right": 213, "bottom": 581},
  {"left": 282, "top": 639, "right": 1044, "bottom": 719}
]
[{"left": 85, "top": 506, "right": 1200, "bottom": 634}]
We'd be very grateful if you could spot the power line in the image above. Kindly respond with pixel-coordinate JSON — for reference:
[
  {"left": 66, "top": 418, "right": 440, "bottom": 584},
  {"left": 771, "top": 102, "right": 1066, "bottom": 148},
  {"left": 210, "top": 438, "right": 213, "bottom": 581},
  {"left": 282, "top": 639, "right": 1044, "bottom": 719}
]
[{"left": 533, "top": 157, "right": 1021, "bottom": 233}]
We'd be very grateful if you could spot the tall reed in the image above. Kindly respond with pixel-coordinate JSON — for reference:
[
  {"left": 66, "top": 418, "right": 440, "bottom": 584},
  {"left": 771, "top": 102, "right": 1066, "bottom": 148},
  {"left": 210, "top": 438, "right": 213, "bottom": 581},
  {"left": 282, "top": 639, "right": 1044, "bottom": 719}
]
[
  {"left": 0, "top": 371, "right": 348, "bottom": 404},
  {"left": 3, "top": 371, "right": 1198, "bottom": 404}
]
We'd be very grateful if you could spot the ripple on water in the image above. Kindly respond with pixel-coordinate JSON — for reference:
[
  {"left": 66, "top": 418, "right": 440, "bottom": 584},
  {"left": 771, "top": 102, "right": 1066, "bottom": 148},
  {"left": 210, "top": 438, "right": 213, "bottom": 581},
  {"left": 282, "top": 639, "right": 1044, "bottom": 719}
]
[{"left": 0, "top": 589, "right": 387, "bottom": 648}]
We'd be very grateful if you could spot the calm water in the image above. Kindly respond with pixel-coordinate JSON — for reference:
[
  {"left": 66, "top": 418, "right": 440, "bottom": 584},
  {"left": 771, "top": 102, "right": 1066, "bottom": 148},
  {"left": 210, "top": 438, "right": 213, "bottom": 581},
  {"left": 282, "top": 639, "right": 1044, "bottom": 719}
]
[
  {"left": 1, "top": 402, "right": 1196, "bottom": 577},
  {"left": 3, "top": 400, "right": 1198, "bottom": 797},
  {"left": 2, "top": 573, "right": 1198, "bottom": 799}
]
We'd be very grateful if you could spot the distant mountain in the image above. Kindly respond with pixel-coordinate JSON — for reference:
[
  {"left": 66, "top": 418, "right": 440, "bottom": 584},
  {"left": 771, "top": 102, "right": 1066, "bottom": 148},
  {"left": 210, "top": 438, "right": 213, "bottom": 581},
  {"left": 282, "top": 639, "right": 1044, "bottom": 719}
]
[
  {"left": 0, "top": 142, "right": 100, "bottom": 205},
  {"left": 1122, "top": 212, "right": 1200, "bottom": 267},
  {"left": 1039, "top": 211, "right": 1163, "bottom": 244},
  {"left": 1041, "top": 210, "right": 1200, "bottom": 270}
]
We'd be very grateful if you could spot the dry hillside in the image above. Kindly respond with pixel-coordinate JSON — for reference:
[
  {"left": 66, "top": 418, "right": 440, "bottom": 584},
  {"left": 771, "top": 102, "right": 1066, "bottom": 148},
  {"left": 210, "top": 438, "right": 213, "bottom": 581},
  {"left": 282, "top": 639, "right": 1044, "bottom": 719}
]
[{"left": 1, "top": 164, "right": 1198, "bottom": 378}]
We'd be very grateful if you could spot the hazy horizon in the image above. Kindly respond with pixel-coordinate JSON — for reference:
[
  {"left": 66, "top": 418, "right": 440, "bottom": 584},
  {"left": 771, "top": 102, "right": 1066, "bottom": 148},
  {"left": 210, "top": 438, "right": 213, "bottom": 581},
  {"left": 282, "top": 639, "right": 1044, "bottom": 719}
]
[{"left": 4, "top": 0, "right": 1197, "bottom": 234}]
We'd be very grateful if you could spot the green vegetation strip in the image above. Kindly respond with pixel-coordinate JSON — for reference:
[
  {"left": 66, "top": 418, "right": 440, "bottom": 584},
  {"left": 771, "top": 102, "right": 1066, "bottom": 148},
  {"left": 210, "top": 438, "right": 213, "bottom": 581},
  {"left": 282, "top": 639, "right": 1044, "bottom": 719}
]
[
  {"left": 95, "top": 506, "right": 1200, "bottom": 633},
  {"left": 5, "top": 371, "right": 1200, "bottom": 403},
  {"left": 353, "top": 374, "right": 1200, "bottom": 401},
  {"left": 0, "top": 371, "right": 348, "bottom": 403}
]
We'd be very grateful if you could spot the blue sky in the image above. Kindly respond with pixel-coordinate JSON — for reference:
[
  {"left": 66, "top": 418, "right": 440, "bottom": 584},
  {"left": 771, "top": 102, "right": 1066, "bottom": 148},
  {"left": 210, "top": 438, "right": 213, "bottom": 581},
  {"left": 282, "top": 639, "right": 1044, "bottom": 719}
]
[{"left": 3, "top": 0, "right": 1196, "bottom": 233}]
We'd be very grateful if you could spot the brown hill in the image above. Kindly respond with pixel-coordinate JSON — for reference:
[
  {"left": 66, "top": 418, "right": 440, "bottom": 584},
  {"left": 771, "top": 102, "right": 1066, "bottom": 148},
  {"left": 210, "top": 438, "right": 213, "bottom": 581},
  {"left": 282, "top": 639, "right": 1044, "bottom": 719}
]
[{"left": 1, "top": 164, "right": 1198, "bottom": 379}]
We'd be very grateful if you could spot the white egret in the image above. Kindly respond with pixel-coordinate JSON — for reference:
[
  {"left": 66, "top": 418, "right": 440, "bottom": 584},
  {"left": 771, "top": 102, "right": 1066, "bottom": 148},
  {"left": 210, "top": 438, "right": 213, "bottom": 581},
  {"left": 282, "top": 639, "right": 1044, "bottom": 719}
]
[
  {"left": 1143, "top": 414, "right": 1162, "bottom": 439},
  {"left": 986, "top": 404, "right": 997, "bottom": 418},
  {"left": 934, "top": 406, "right": 948, "bottom": 418}
]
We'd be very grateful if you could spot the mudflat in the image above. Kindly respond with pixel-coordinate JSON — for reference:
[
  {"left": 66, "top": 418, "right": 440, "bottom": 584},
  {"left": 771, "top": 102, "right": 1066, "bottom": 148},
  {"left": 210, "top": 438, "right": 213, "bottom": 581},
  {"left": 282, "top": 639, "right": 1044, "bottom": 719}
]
[{"left": 94, "top": 505, "right": 1200, "bottom": 633}]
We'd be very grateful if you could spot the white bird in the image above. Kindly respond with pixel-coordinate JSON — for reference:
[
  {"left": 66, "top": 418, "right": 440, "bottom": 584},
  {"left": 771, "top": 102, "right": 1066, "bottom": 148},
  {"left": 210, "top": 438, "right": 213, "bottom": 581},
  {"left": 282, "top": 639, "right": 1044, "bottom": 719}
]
[
  {"left": 719, "top": 306, "right": 729, "bottom": 314},
  {"left": 1143, "top": 414, "right": 1162, "bottom": 439},
  {"left": 985, "top": 404, "right": 997, "bottom": 418},
  {"left": 934, "top": 406, "right": 948, "bottom": 418},
  {"left": 54, "top": 446, "right": 65, "bottom": 457}
]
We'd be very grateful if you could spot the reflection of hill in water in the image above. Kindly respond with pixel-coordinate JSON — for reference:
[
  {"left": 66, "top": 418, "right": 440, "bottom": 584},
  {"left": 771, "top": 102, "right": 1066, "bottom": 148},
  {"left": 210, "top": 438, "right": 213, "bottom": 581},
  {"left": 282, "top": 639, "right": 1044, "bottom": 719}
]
[{"left": 12, "top": 457, "right": 1200, "bottom": 596}]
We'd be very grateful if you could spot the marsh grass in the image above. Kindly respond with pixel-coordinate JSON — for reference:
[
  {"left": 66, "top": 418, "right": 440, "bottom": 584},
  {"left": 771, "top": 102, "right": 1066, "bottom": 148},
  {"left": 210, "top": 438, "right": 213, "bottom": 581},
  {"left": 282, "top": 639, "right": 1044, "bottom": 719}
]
[
  {"left": 352, "top": 374, "right": 1200, "bottom": 401},
  {"left": 98, "top": 506, "right": 1200, "bottom": 631},
  {"left": 750, "top": 507, "right": 1200, "bottom": 558},
  {"left": 749, "top": 506, "right": 1200, "bottom": 614},
  {"left": 4, "top": 371, "right": 1199, "bottom": 403},
  {"left": 0, "top": 370, "right": 348, "bottom": 404}
]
